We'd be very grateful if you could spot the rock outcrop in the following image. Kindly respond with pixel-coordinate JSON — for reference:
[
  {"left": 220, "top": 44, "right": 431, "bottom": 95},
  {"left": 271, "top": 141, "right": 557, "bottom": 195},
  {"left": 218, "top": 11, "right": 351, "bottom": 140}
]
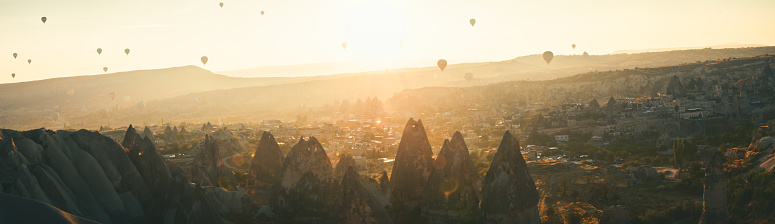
[
  {"left": 328, "top": 166, "right": 393, "bottom": 224},
  {"left": 699, "top": 151, "right": 729, "bottom": 224},
  {"left": 191, "top": 135, "right": 236, "bottom": 189},
  {"left": 163, "top": 125, "right": 179, "bottom": 142},
  {"left": 390, "top": 118, "right": 434, "bottom": 210},
  {"left": 210, "top": 130, "right": 250, "bottom": 153},
  {"left": 335, "top": 153, "right": 358, "bottom": 181},
  {"left": 588, "top": 98, "right": 600, "bottom": 110},
  {"left": 421, "top": 132, "right": 480, "bottom": 223},
  {"left": 0, "top": 126, "right": 268, "bottom": 224},
  {"left": 247, "top": 131, "right": 284, "bottom": 201},
  {"left": 140, "top": 127, "right": 154, "bottom": 142},
  {"left": 0, "top": 192, "right": 101, "bottom": 224},
  {"left": 481, "top": 131, "right": 540, "bottom": 224},
  {"left": 275, "top": 136, "right": 336, "bottom": 222},
  {"left": 377, "top": 171, "right": 391, "bottom": 207}
]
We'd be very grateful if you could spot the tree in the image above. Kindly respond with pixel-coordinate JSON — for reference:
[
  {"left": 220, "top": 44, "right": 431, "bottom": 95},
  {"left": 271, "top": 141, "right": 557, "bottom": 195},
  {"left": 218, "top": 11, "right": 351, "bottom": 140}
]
[{"left": 673, "top": 138, "right": 685, "bottom": 170}]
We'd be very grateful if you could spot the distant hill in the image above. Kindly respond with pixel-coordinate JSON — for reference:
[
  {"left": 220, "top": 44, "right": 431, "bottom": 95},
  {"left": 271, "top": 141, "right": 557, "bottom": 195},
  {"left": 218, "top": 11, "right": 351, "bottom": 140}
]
[
  {"left": 1, "top": 46, "right": 775, "bottom": 129},
  {"left": 610, "top": 43, "right": 767, "bottom": 54}
]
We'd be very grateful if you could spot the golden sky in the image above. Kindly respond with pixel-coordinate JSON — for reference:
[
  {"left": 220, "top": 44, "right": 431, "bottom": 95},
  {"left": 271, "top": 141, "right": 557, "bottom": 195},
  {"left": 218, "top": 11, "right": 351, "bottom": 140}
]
[{"left": 1, "top": 0, "right": 774, "bottom": 82}]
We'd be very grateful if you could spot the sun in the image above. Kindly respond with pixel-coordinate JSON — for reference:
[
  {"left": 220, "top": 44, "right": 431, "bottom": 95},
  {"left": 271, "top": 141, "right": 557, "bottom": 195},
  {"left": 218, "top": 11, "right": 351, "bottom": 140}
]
[{"left": 346, "top": 0, "right": 406, "bottom": 62}]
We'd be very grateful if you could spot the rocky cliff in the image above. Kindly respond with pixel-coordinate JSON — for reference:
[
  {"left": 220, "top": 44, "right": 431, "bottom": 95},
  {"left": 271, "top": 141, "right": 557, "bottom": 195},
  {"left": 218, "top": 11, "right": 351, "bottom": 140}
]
[
  {"left": 334, "top": 152, "right": 358, "bottom": 181},
  {"left": 480, "top": 131, "right": 540, "bottom": 224},
  {"left": 390, "top": 118, "right": 434, "bottom": 210},
  {"left": 0, "top": 126, "right": 268, "bottom": 224}
]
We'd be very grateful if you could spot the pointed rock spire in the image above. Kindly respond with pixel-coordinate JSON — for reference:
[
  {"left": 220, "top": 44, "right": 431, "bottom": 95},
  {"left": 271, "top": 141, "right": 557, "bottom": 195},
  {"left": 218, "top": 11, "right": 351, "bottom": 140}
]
[
  {"left": 329, "top": 166, "right": 393, "bottom": 224},
  {"left": 247, "top": 131, "right": 284, "bottom": 194},
  {"left": 481, "top": 131, "right": 540, "bottom": 223},
  {"left": 390, "top": 118, "right": 434, "bottom": 210}
]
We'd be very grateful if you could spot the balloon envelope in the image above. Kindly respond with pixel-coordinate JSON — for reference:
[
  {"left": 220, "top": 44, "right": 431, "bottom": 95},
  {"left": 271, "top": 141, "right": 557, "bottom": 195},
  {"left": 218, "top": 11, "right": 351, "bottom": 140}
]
[
  {"left": 341, "top": 42, "right": 347, "bottom": 49},
  {"left": 137, "top": 102, "right": 145, "bottom": 110},
  {"left": 12, "top": 53, "right": 17, "bottom": 59},
  {"left": 27, "top": 59, "right": 31, "bottom": 64},
  {"left": 470, "top": 19, "right": 476, "bottom": 27},
  {"left": 465, "top": 72, "right": 473, "bottom": 81},
  {"left": 99, "top": 108, "right": 109, "bottom": 116},
  {"left": 66, "top": 89, "right": 74, "bottom": 96},
  {"left": 124, "top": 49, "right": 130, "bottom": 55},
  {"left": 11, "top": 73, "right": 15, "bottom": 78},
  {"left": 109, "top": 92, "right": 116, "bottom": 100},
  {"left": 52, "top": 112, "right": 59, "bottom": 121},
  {"left": 123, "top": 96, "right": 131, "bottom": 101},
  {"left": 543, "top": 51, "right": 554, "bottom": 64},
  {"left": 260, "top": 11, "right": 265, "bottom": 15},
  {"left": 103, "top": 67, "right": 108, "bottom": 72},
  {"left": 201, "top": 56, "right": 208, "bottom": 65},
  {"left": 572, "top": 44, "right": 576, "bottom": 49},
  {"left": 41, "top": 17, "right": 47, "bottom": 24},
  {"left": 219, "top": 2, "right": 223, "bottom": 7},
  {"left": 437, "top": 59, "right": 447, "bottom": 71},
  {"left": 97, "top": 48, "right": 102, "bottom": 55}
]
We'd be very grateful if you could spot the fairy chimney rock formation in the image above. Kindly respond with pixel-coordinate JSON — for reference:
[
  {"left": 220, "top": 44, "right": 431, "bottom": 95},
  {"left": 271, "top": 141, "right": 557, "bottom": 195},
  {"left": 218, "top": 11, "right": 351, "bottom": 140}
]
[
  {"left": 247, "top": 132, "right": 284, "bottom": 196},
  {"left": 481, "top": 131, "right": 540, "bottom": 224},
  {"left": 328, "top": 166, "right": 393, "bottom": 224},
  {"left": 390, "top": 118, "right": 434, "bottom": 210}
]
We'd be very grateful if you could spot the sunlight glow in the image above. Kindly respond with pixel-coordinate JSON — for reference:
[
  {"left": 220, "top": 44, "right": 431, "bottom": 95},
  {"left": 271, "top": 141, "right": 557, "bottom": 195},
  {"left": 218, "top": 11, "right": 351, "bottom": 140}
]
[{"left": 346, "top": 0, "right": 405, "bottom": 62}]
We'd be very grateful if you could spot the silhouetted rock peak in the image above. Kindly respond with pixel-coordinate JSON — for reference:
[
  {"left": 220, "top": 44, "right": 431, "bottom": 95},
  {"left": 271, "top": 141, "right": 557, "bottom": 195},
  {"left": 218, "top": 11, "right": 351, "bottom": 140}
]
[
  {"left": 588, "top": 98, "right": 600, "bottom": 109},
  {"left": 335, "top": 152, "right": 357, "bottom": 181},
  {"left": 329, "top": 166, "right": 393, "bottom": 224},
  {"left": 141, "top": 126, "right": 155, "bottom": 141},
  {"left": 606, "top": 96, "right": 617, "bottom": 108},
  {"left": 481, "top": 131, "right": 540, "bottom": 223},
  {"left": 379, "top": 171, "right": 390, "bottom": 195},
  {"left": 666, "top": 75, "right": 684, "bottom": 95},
  {"left": 247, "top": 131, "right": 284, "bottom": 193},
  {"left": 424, "top": 132, "right": 479, "bottom": 212},
  {"left": 192, "top": 135, "right": 236, "bottom": 189},
  {"left": 280, "top": 136, "right": 333, "bottom": 189},
  {"left": 276, "top": 136, "right": 336, "bottom": 220},
  {"left": 390, "top": 118, "right": 434, "bottom": 210}
]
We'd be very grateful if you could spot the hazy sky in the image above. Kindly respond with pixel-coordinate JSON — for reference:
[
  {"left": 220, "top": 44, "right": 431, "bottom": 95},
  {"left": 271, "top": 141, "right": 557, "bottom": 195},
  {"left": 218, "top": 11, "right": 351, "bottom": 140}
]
[{"left": 1, "top": 0, "right": 774, "bottom": 82}]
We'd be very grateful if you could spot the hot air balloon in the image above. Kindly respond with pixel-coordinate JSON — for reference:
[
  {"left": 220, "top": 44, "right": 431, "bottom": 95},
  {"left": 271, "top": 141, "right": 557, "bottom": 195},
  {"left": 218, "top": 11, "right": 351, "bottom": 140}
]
[
  {"left": 66, "top": 89, "right": 74, "bottom": 96},
  {"left": 97, "top": 48, "right": 102, "bottom": 55},
  {"left": 123, "top": 96, "right": 131, "bottom": 101},
  {"left": 137, "top": 101, "right": 145, "bottom": 110},
  {"left": 12, "top": 53, "right": 17, "bottom": 59},
  {"left": 543, "top": 51, "right": 553, "bottom": 64},
  {"left": 109, "top": 92, "right": 116, "bottom": 100},
  {"left": 27, "top": 59, "right": 31, "bottom": 64},
  {"left": 398, "top": 42, "right": 403, "bottom": 48},
  {"left": 469, "top": 19, "right": 476, "bottom": 27},
  {"left": 99, "top": 108, "right": 109, "bottom": 116},
  {"left": 52, "top": 112, "right": 59, "bottom": 121},
  {"left": 260, "top": 11, "right": 265, "bottom": 16},
  {"left": 124, "top": 49, "right": 130, "bottom": 55},
  {"left": 464, "top": 72, "right": 473, "bottom": 81},
  {"left": 41, "top": 17, "right": 47, "bottom": 24},
  {"left": 437, "top": 59, "right": 447, "bottom": 71},
  {"left": 219, "top": 2, "right": 223, "bottom": 8},
  {"left": 81, "top": 108, "right": 87, "bottom": 113},
  {"left": 341, "top": 42, "right": 348, "bottom": 50},
  {"left": 572, "top": 44, "right": 576, "bottom": 49},
  {"left": 201, "top": 56, "right": 208, "bottom": 65},
  {"left": 11, "top": 73, "right": 15, "bottom": 78},
  {"left": 103, "top": 67, "right": 108, "bottom": 72}
]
